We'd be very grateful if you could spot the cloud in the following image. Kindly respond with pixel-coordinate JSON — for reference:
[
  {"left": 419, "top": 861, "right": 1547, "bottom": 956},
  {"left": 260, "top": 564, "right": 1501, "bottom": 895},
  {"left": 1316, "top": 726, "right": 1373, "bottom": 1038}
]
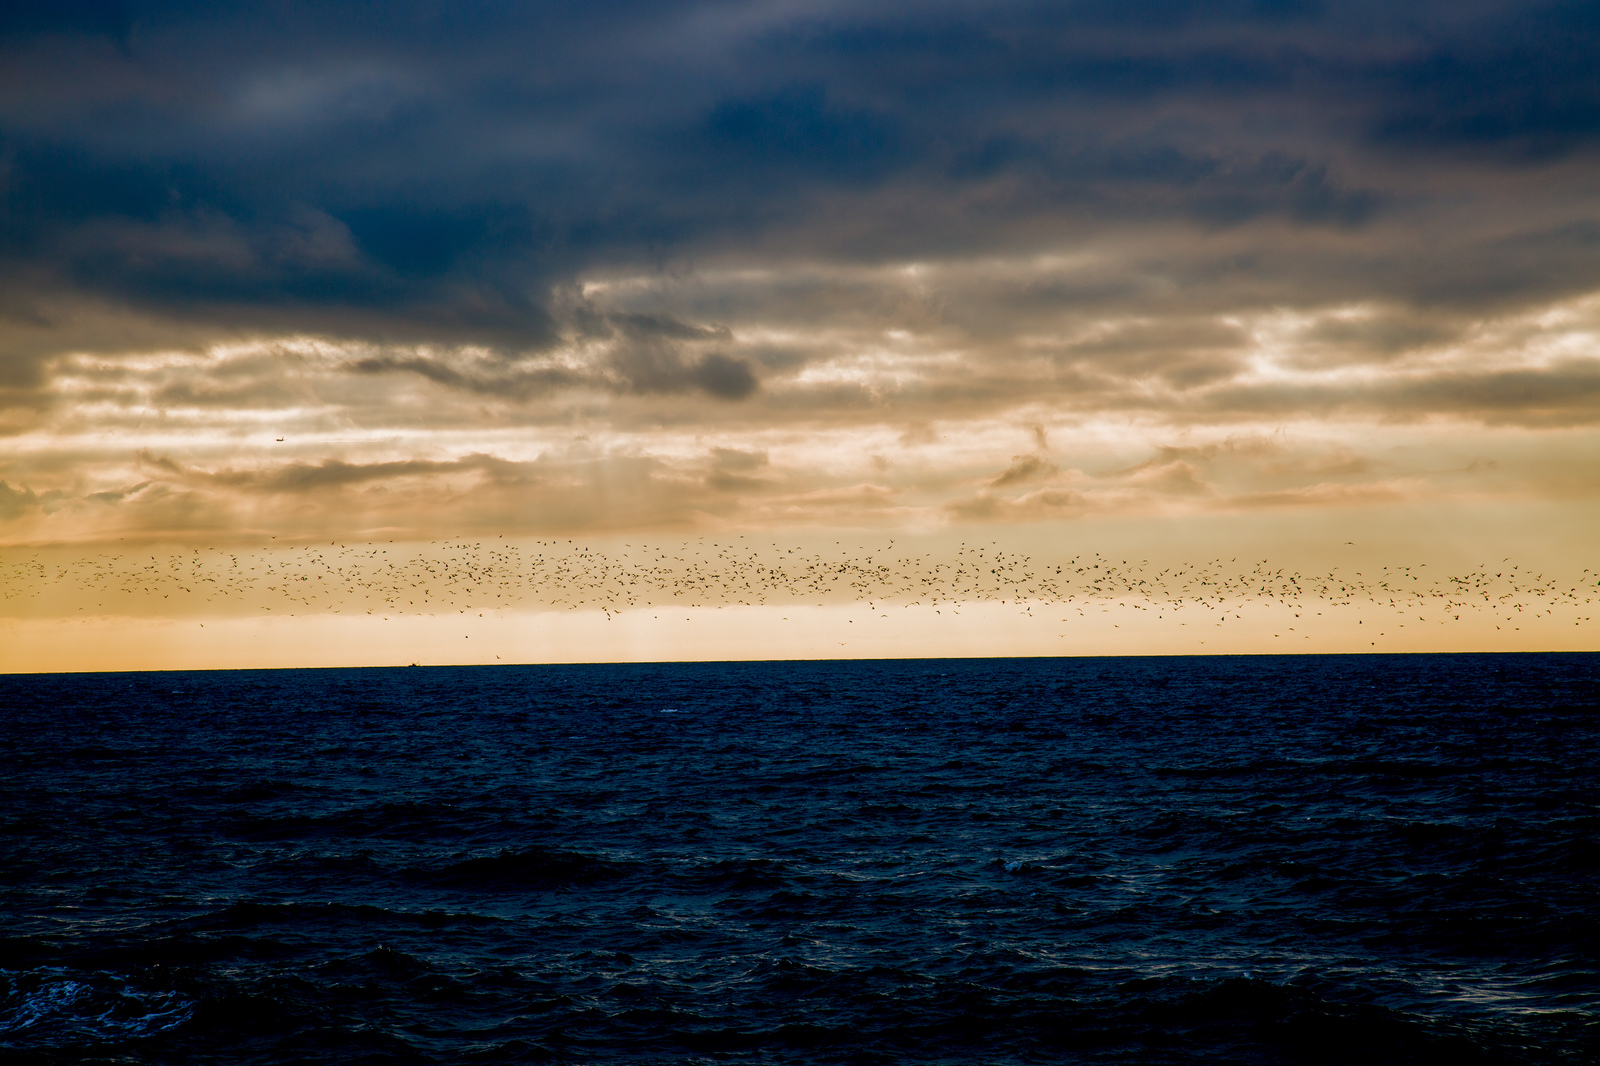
[
  {"left": 4, "top": 1, "right": 1600, "bottom": 544},
  {"left": 1226, "top": 479, "right": 1419, "bottom": 509},
  {"left": 34, "top": 447, "right": 724, "bottom": 539},
  {"left": 1126, "top": 459, "right": 1213, "bottom": 496},
  {"left": 1193, "top": 357, "right": 1600, "bottom": 426},
  {"left": 1365, "top": 5, "right": 1600, "bottom": 160},
  {"left": 347, "top": 352, "right": 579, "bottom": 400},
  {"left": 709, "top": 447, "right": 768, "bottom": 472},
  {"left": 163, "top": 452, "right": 535, "bottom": 494},
  {"left": 688, "top": 353, "right": 758, "bottom": 399},
  {"left": 3, "top": 0, "right": 1597, "bottom": 356},
  {"left": 0, "top": 480, "right": 40, "bottom": 520},
  {"left": 946, "top": 487, "right": 1087, "bottom": 521},
  {"left": 990, "top": 454, "right": 1059, "bottom": 487},
  {"left": 337, "top": 309, "right": 759, "bottom": 401},
  {"left": 607, "top": 342, "right": 758, "bottom": 399},
  {"left": 706, "top": 446, "right": 772, "bottom": 492}
]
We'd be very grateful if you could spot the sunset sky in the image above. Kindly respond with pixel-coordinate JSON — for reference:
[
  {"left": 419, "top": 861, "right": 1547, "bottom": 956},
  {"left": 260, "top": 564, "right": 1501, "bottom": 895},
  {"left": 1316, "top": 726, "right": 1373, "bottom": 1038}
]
[{"left": 3, "top": 1, "right": 1598, "bottom": 669}]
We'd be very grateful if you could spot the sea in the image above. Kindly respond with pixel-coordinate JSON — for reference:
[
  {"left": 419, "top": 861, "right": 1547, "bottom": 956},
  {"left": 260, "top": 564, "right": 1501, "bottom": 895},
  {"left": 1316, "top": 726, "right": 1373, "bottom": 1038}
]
[{"left": 2, "top": 653, "right": 1597, "bottom": 1065}]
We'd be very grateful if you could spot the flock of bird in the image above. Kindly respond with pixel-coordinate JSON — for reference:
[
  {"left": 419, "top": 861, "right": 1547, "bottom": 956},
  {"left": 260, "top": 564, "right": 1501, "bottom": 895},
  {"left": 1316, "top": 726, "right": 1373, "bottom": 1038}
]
[{"left": 2, "top": 538, "right": 1595, "bottom": 632}]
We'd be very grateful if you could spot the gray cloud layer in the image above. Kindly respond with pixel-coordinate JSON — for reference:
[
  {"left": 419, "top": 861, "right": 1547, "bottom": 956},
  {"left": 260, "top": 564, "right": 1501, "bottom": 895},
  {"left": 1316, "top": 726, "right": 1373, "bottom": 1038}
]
[
  {"left": 5, "top": 1, "right": 1600, "bottom": 363},
  {"left": 4, "top": 1, "right": 1600, "bottom": 543}
]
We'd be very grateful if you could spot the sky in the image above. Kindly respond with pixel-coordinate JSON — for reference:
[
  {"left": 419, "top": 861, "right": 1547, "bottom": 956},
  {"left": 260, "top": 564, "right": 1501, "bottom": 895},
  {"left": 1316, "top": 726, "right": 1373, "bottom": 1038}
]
[{"left": 2, "top": 0, "right": 1598, "bottom": 669}]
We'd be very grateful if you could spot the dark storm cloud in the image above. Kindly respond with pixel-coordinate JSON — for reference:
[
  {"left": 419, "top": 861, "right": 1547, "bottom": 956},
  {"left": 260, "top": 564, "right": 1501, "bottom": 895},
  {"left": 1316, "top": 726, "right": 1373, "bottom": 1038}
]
[
  {"left": 1368, "top": 3, "right": 1600, "bottom": 160},
  {"left": 605, "top": 313, "right": 757, "bottom": 398},
  {"left": 343, "top": 309, "right": 757, "bottom": 399},
  {"left": 3, "top": 0, "right": 1599, "bottom": 406},
  {"left": 346, "top": 353, "right": 579, "bottom": 401}
]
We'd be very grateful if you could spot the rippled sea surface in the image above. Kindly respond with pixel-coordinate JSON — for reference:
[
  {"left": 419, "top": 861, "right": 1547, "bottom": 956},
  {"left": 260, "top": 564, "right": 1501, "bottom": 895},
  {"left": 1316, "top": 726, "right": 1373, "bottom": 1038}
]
[{"left": 3, "top": 654, "right": 1598, "bottom": 1065}]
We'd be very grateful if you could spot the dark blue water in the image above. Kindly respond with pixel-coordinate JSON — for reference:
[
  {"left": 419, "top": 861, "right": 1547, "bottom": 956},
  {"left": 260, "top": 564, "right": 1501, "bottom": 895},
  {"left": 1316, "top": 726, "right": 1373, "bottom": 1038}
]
[{"left": 2, "top": 654, "right": 1598, "bottom": 1064}]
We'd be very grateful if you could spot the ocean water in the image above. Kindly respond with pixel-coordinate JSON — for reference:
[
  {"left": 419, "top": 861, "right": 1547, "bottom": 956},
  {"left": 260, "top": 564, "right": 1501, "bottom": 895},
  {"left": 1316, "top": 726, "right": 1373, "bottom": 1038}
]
[{"left": 1, "top": 653, "right": 1597, "bottom": 1065}]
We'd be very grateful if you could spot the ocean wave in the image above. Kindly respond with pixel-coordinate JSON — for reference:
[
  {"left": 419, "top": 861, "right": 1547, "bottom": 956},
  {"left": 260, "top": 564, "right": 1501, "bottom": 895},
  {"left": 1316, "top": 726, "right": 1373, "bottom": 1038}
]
[
  {"left": 411, "top": 846, "right": 627, "bottom": 889},
  {"left": 1, "top": 654, "right": 1594, "bottom": 1063},
  {"left": 0, "top": 968, "right": 192, "bottom": 1048}
]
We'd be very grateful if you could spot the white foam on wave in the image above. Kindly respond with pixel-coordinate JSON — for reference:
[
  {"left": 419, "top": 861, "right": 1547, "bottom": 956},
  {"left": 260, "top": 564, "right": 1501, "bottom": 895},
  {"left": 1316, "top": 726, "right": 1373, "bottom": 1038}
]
[{"left": 0, "top": 968, "right": 193, "bottom": 1048}]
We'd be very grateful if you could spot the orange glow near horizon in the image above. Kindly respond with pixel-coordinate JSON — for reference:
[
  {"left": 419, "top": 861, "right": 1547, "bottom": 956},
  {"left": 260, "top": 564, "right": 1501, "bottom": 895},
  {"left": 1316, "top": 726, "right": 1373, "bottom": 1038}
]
[{"left": 6, "top": 501, "right": 1594, "bottom": 672}]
